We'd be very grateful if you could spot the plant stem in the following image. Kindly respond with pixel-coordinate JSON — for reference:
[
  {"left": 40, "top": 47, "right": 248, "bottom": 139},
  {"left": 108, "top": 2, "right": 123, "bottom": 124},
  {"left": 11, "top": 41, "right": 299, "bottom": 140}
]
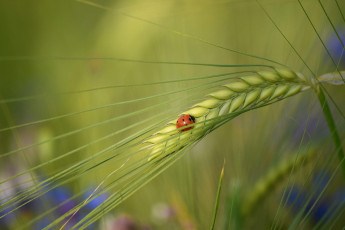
[{"left": 317, "top": 88, "right": 345, "bottom": 178}]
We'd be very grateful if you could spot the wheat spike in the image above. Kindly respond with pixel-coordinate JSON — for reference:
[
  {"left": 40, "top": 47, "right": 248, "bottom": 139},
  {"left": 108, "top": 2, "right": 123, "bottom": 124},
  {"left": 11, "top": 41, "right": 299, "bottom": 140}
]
[
  {"left": 241, "top": 148, "right": 316, "bottom": 216},
  {"left": 144, "top": 68, "right": 315, "bottom": 161}
]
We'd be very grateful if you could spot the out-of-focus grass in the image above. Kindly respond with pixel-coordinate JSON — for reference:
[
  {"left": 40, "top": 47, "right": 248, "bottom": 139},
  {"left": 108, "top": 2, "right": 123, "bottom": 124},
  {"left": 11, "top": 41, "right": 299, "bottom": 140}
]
[{"left": 0, "top": 0, "right": 345, "bottom": 229}]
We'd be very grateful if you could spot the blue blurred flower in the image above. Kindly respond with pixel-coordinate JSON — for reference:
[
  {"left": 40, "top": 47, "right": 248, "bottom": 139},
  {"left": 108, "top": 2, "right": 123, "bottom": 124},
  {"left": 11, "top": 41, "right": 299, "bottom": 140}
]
[
  {"left": 326, "top": 27, "right": 345, "bottom": 69},
  {"left": 283, "top": 171, "right": 345, "bottom": 225},
  {"left": 82, "top": 189, "right": 108, "bottom": 210}
]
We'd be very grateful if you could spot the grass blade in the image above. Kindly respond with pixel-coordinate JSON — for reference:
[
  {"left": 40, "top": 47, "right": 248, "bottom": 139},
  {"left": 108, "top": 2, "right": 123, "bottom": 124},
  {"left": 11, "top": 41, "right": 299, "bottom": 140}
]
[{"left": 210, "top": 160, "right": 225, "bottom": 230}]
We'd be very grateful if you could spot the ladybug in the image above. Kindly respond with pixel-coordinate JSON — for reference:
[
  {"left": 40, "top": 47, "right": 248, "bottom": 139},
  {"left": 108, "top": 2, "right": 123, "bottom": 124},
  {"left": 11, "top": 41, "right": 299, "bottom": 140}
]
[{"left": 176, "top": 114, "right": 196, "bottom": 132}]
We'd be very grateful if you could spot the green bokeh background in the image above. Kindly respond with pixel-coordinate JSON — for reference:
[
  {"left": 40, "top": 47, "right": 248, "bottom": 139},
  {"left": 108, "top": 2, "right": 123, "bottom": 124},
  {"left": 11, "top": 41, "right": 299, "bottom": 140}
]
[{"left": 1, "top": 0, "right": 345, "bottom": 229}]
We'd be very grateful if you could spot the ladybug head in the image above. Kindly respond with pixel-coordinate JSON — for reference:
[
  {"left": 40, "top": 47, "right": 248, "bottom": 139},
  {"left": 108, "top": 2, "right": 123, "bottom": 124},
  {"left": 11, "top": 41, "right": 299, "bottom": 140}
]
[{"left": 189, "top": 115, "right": 196, "bottom": 123}]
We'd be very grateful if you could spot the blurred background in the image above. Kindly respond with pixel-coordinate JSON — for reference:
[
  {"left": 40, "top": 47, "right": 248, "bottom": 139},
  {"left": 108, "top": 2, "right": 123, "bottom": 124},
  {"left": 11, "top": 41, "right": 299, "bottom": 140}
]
[{"left": 0, "top": 0, "right": 345, "bottom": 229}]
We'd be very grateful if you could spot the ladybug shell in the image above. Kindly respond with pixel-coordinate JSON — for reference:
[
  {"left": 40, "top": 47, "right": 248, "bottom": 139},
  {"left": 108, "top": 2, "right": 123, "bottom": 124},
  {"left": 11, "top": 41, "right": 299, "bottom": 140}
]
[{"left": 176, "top": 114, "right": 196, "bottom": 132}]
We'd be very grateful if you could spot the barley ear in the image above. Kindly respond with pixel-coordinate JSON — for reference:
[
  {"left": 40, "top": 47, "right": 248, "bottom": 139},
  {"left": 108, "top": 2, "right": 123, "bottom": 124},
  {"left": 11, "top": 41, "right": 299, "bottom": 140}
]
[
  {"left": 145, "top": 69, "right": 314, "bottom": 160},
  {"left": 241, "top": 149, "right": 316, "bottom": 216}
]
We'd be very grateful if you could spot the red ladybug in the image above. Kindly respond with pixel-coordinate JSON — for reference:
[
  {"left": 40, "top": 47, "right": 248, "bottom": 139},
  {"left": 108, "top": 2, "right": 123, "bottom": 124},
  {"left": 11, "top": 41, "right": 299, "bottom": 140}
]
[{"left": 176, "top": 114, "right": 196, "bottom": 132}]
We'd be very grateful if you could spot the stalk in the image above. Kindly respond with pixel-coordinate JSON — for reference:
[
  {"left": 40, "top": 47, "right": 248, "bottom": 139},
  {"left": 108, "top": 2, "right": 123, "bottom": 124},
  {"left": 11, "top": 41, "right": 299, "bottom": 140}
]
[{"left": 317, "top": 87, "right": 345, "bottom": 178}]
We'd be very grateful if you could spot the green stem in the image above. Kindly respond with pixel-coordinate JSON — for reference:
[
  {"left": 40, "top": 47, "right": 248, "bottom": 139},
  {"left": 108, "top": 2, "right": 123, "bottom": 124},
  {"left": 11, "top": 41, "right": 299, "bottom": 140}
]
[{"left": 317, "top": 88, "right": 345, "bottom": 178}]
